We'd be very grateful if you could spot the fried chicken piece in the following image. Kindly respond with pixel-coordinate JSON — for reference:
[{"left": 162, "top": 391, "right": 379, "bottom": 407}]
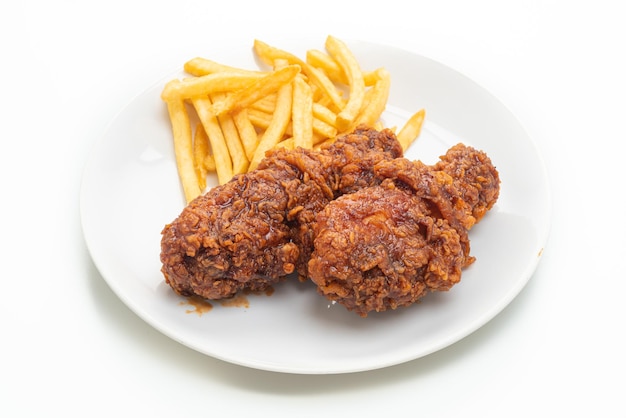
[
  {"left": 160, "top": 126, "right": 402, "bottom": 300},
  {"left": 308, "top": 144, "right": 500, "bottom": 316},
  {"left": 374, "top": 143, "right": 500, "bottom": 258},
  {"left": 160, "top": 166, "right": 300, "bottom": 300},
  {"left": 261, "top": 126, "right": 403, "bottom": 279},
  {"left": 434, "top": 143, "right": 501, "bottom": 224},
  {"left": 322, "top": 125, "right": 404, "bottom": 195},
  {"left": 308, "top": 182, "right": 466, "bottom": 317}
]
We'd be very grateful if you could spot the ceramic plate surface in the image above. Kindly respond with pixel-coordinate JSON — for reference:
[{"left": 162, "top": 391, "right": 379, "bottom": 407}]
[{"left": 80, "top": 39, "right": 550, "bottom": 374}]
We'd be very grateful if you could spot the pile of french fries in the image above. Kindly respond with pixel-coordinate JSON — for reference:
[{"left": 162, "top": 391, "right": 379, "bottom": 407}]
[{"left": 161, "top": 35, "right": 425, "bottom": 203}]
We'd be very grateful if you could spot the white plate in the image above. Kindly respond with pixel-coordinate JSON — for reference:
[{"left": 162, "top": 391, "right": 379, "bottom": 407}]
[{"left": 80, "top": 39, "right": 550, "bottom": 374}]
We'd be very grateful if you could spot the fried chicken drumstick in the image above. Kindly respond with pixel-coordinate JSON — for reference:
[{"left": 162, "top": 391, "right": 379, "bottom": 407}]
[
  {"left": 160, "top": 126, "right": 402, "bottom": 300},
  {"left": 307, "top": 143, "right": 500, "bottom": 316}
]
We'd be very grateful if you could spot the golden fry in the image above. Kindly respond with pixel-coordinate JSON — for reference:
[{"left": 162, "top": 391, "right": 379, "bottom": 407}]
[
  {"left": 292, "top": 76, "right": 314, "bottom": 149},
  {"left": 165, "top": 98, "right": 202, "bottom": 202},
  {"left": 306, "top": 49, "right": 378, "bottom": 86},
  {"left": 249, "top": 107, "right": 335, "bottom": 141},
  {"left": 312, "top": 118, "right": 337, "bottom": 140},
  {"left": 275, "top": 137, "right": 295, "bottom": 150},
  {"left": 397, "top": 109, "right": 426, "bottom": 151},
  {"left": 232, "top": 109, "right": 260, "bottom": 161},
  {"left": 162, "top": 35, "right": 427, "bottom": 195},
  {"left": 312, "top": 102, "right": 337, "bottom": 127},
  {"left": 193, "top": 122, "right": 210, "bottom": 191},
  {"left": 306, "top": 49, "right": 345, "bottom": 83},
  {"left": 253, "top": 39, "right": 345, "bottom": 111},
  {"left": 210, "top": 65, "right": 300, "bottom": 116},
  {"left": 249, "top": 94, "right": 277, "bottom": 114},
  {"left": 312, "top": 132, "right": 327, "bottom": 145},
  {"left": 211, "top": 93, "right": 249, "bottom": 175},
  {"left": 246, "top": 108, "right": 274, "bottom": 130},
  {"left": 306, "top": 65, "right": 346, "bottom": 111},
  {"left": 191, "top": 96, "right": 234, "bottom": 184},
  {"left": 184, "top": 57, "right": 262, "bottom": 77},
  {"left": 248, "top": 60, "right": 293, "bottom": 171},
  {"left": 353, "top": 68, "right": 391, "bottom": 128},
  {"left": 161, "top": 72, "right": 262, "bottom": 101},
  {"left": 253, "top": 39, "right": 305, "bottom": 67},
  {"left": 324, "top": 35, "right": 365, "bottom": 131},
  {"left": 204, "top": 153, "right": 216, "bottom": 172}
]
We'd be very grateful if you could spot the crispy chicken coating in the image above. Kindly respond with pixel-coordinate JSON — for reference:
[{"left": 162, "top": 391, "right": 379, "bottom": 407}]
[
  {"left": 308, "top": 144, "right": 500, "bottom": 316},
  {"left": 160, "top": 124, "right": 499, "bottom": 314},
  {"left": 308, "top": 182, "right": 466, "bottom": 317},
  {"left": 434, "top": 143, "right": 501, "bottom": 224},
  {"left": 160, "top": 126, "right": 402, "bottom": 300},
  {"left": 160, "top": 166, "right": 299, "bottom": 299}
]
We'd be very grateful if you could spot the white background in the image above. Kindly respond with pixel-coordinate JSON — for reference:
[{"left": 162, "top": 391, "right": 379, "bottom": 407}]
[{"left": 1, "top": 0, "right": 624, "bottom": 416}]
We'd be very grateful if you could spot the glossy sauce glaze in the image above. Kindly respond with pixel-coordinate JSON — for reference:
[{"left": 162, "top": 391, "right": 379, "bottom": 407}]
[{"left": 181, "top": 286, "right": 275, "bottom": 316}]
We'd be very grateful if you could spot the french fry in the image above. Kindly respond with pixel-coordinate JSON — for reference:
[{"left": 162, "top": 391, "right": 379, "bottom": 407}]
[
  {"left": 312, "top": 102, "right": 337, "bottom": 127},
  {"left": 161, "top": 35, "right": 427, "bottom": 198},
  {"left": 246, "top": 108, "right": 274, "bottom": 130},
  {"left": 191, "top": 96, "right": 234, "bottom": 184},
  {"left": 211, "top": 92, "right": 249, "bottom": 175},
  {"left": 324, "top": 35, "right": 365, "bottom": 131},
  {"left": 253, "top": 39, "right": 345, "bottom": 111},
  {"left": 204, "top": 153, "right": 216, "bottom": 172},
  {"left": 306, "top": 48, "right": 378, "bottom": 86},
  {"left": 184, "top": 57, "right": 263, "bottom": 77},
  {"left": 249, "top": 94, "right": 277, "bottom": 114},
  {"left": 253, "top": 39, "right": 304, "bottom": 68},
  {"left": 306, "top": 65, "right": 346, "bottom": 111},
  {"left": 275, "top": 137, "right": 295, "bottom": 150},
  {"left": 312, "top": 133, "right": 327, "bottom": 145},
  {"left": 353, "top": 67, "right": 391, "bottom": 128},
  {"left": 209, "top": 65, "right": 300, "bottom": 116},
  {"left": 312, "top": 118, "right": 337, "bottom": 140},
  {"left": 161, "top": 72, "right": 262, "bottom": 101},
  {"left": 397, "top": 109, "right": 426, "bottom": 151},
  {"left": 248, "top": 107, "right": 336, "bottom": 141},
  {"left": 248, "top": 59, "right": 293, "bottom": 171},
  {"left": 232, "top": 109, "right": 260, "bottom": 161},
  {"left": 292, "top": 76, "right": 314, "bottom": 149},
  {"left": 193, "top": 122, "right": 210, "bottom": 191},
  {"left": 306, "top": 49, "right": 345, "bottom": 83},
  {"left": 164, "top": 98, "right": 202, "bottom": 202}
]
